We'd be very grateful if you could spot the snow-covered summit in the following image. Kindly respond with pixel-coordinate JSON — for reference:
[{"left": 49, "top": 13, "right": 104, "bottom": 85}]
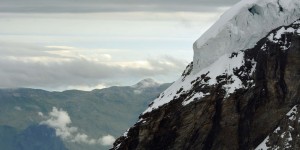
[
  {"left": 193, "top": 0, "right": 300, "bottom": 73},
  {"left": 132, "top": 78, "right": 160, "bottom": 89},
  {"left": 142, "top": 0, "right": 300, "bottom": 114}
]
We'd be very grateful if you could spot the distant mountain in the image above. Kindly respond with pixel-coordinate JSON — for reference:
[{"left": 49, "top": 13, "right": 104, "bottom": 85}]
[
  {"left": 0, "top": 79, "right": 171, "bottom": 150},
  {"left": 132, "top": 78, "right": 160, "bottom": 89}
]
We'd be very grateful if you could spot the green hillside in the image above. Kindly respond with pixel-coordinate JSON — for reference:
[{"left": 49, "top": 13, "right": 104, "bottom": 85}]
[{"left": 0, "top": 80, "right": 171, "bottom": 150}]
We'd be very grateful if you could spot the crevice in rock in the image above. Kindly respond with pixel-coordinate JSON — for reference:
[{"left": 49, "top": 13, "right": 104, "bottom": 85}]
[{"left": 203, "top": 86, "right": 224, "bottom": 150}]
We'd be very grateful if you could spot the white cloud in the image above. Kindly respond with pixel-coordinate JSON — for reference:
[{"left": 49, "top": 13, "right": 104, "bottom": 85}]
[
  {"left": 41, "top": 107, "right": 76, "bottom": 139},
  {"left": 14, "top": 106, "right": 22, "bottom": 111},
  {"left": 41, "top": 107, "right": 116, "bottom": 146},
  {"left": 99, "top": 135, "right": 116, "bottom": 146},
  {"left": 72, "top": 133, "right": 96, "bottom": 145},
  {"left": 38, "top": 112, "right": 44, "bottom": 117},
  {"left": 63, "top": 84, "right": 107, "bottom": 92}
]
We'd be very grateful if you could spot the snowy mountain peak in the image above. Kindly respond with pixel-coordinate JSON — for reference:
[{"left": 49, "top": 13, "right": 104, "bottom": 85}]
[
  {"left": 112, "top": 0, "right": 300, "bottom": 149},
  {"left": 113, "top": 17, "right": 300, "bottom": 150},
  {"left": 132, "top": 78, "right": 160, "bottom": 89},
  {"left": 193, "top": 0, "right": 300, "bottom": 73}
]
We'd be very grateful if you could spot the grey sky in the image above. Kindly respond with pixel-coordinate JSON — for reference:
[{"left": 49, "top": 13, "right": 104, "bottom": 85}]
[
  {"left": 0, "top": 0, "right": 239, "bottom": 13},
  {"left": 0, "top": 0, "right": 240, "bottom": 91}
]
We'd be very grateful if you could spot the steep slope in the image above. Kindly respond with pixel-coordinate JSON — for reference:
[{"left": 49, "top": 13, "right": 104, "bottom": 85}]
[
  {"left": 256, "top": 105, "right": 300, "bottom": 149},
  {"left": 0, "top": 80, "right": 171, "bottom": 150},
  {"left": 112, "top": 2, "right": 300, "bottom": 150}
]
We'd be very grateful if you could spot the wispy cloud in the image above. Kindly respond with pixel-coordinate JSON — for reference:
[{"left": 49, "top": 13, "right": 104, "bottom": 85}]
[
  {"left": 0, "top": 42, "right": 187, "bottom": 90},
  {"left": 40, "top": 107, "right": 116, "bottom": 146}
]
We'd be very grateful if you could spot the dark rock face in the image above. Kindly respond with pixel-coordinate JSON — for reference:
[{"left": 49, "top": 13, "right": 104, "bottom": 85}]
[
  {"left": 112, "top": 21, "right": 300, "bottom": 150},
  {"left": 259, "top": 105, "right": 300, "bottom": 149}
]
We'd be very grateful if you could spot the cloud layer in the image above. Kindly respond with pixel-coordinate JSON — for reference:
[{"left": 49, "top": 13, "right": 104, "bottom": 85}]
[
  {"left": 0, "top": 0, "right": 240, "bottom": 90},
  {"left": 0, "top": 42, "right": 187, "bottom": 90},
  {"left": 0, "top": 0, "right": 239, "bottom": 13},
  {"left": 40, "top": 107, "right": 116, "bottom": 146}
]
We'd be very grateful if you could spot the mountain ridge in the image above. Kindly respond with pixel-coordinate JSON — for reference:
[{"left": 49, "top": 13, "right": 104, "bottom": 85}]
[
  {"left": 111, "top": 0, "right": 300, "bottom": 149},
  {"left": 112, "top": 18, "right": 300, "bottom": 150}
]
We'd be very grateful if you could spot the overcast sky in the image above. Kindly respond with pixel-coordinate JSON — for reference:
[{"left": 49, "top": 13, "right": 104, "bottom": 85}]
[
  {"left": 1, "top": 0, "right": 238, "bottom": 13},
  {"left": 0, "top": 0, "right": 239, "bottom": 91}
]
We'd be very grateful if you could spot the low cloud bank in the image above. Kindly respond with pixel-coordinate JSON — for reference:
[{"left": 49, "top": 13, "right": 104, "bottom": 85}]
[
  {"left": 0, "top": 42, "right": 187, "bottom": 90},
  {"left": 40, "top": 107, "right": 115, "bottom": 146}
]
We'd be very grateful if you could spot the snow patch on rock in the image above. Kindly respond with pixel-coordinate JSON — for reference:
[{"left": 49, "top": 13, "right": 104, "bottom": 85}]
[
  {"left": 268, "top": 27, "right": 296, "bottom": 43},
  {"left": 144, "top": 51, "right": 253, "bottom": 113},
  {"left": 255, "top": 105, "right": 300, "bottom": 150}
]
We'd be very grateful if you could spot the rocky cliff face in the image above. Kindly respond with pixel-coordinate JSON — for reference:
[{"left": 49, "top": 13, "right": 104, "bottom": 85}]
[{"left": 111, "top": 19, "right": 300, "bottom": 150}]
